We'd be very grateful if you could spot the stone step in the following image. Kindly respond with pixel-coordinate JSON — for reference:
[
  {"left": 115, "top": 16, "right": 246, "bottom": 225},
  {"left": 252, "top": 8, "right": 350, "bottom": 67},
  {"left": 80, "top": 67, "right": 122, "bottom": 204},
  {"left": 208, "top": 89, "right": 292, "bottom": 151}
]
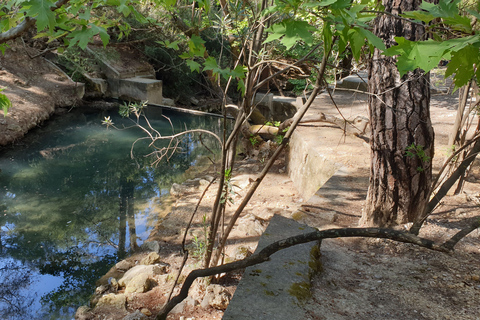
[
  {"left": 115, "top": 77, "right": 163, "bottom": 105},
  {"left": 223, "top": 215, "right": 321, "bottom": 320}
]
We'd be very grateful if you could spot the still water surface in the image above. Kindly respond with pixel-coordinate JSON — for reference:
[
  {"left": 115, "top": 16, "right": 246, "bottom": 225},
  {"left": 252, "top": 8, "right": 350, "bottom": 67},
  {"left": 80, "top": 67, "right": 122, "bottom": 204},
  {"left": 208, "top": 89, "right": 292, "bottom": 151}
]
[{"left": 0, "top": 107, "right": 223, "bottom": 319}]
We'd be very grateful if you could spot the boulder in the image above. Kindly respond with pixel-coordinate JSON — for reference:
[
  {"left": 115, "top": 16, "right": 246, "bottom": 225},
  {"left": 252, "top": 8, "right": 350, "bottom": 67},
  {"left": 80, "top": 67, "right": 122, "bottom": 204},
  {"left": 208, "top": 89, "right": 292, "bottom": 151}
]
[
  {"left": 96, "top": 293, "right": 126, "bottom": 312},
  {"left": 122, "top": 310, "right": 148, "bottom": 320},
  {"left": 118, "top": 265, "right": 167, "bottom": 288},
  {"left": 140, "top": 252, "right": 161, "bottom": 265},
  {"left": 140, "top": 240, "right": 160, "bottom": 253},
  {"left": 75, "top": 306, "right": 93, "bottom": 320},
  {"left": 124, "top": 273, "right": 156, "bottom": 294},
  {"left": 237, "top": 213, "right": 267, "bottom": 236},
  {"left": 116, "top": 260, "right": 134, "bottom": 272}
]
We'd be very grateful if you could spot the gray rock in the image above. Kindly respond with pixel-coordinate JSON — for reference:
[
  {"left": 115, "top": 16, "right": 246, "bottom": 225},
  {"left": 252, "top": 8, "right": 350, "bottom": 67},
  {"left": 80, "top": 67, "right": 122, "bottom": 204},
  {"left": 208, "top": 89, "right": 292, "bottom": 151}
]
[
  {"left": 75, "top": 306, "right": 92, "bottom": 320},
  {"left": 233, "top": 245, "right": 252, "bottom": 261},
  {"left": 141, "top": 240, "right": 160, "bottom": 253},
  {"left": 223, "top": 215, "right": 321, "bottom": 320},
  {"left": 170, "top": 183, "right": 183, "bottom": 196},
  {"left": 116, "top": 260, "right": 134, "bottom": 272},
  {"left": 140, "top": 252, "right": 161, "bottom": 265},
  {"left": 96, "top": 293, "right": 126, "bottom": 312},
  {"left": 201, "top": 284, "right": 231, "bottom": 310},
  {"left": 237, "top": 213, "right": 267, "bottom": 236},
  {"left": 170, "top": 300, "right": 186, "bottom": 314},
  {"left": 118, "top": 265, "right": 166, "bottom": 288},
  {"left": 122, "top": 310, "right": 147, "bottom": 320}
]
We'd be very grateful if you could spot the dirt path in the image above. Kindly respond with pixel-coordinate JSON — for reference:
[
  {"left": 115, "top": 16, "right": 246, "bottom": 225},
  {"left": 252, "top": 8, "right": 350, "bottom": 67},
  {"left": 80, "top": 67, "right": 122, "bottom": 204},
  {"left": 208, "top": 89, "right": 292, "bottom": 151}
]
[{"left": 0, "top": 41, "right": 83, "bottom": 145}]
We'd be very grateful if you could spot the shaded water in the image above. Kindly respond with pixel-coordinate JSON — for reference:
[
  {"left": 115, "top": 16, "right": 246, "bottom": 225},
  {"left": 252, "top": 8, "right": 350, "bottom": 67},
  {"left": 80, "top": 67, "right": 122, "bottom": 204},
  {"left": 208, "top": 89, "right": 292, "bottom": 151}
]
[{"left": 0, "top": 107, "right": 224, "bottom": 319}]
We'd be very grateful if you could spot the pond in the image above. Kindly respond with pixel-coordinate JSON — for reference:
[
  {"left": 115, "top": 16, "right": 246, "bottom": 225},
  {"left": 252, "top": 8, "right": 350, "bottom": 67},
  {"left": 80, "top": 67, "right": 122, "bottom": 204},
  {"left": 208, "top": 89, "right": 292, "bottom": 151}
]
[{"left": 0, "top": 106, "right": 225, "bottom": 319}]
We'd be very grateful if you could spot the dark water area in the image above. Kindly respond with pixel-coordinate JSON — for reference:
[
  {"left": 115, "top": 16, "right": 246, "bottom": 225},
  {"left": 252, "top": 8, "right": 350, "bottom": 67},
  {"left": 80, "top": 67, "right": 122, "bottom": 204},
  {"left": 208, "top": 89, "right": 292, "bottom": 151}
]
[{"left": 0, "top": 107, "right": 225, "bottom": 319}]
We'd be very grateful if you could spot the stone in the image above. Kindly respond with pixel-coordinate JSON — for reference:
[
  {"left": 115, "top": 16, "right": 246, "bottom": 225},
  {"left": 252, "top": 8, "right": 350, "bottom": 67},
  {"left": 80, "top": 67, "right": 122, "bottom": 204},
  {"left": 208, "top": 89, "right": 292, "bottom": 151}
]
[
  {"left": 118, "top": 265, "right": 166, "bottom": 288},
  {"left": 75, "top": 306, "right": 93, "bottom": 320},
  {"left": 170, "top": 183, "right": 183, "bottom": 196},
  {"left": 116, "top": 260, "right": 134, "bottom": 272},
  {"left": 140, "top": 240, "right": 160, "bottom": 253},
  {"left": 233, "top": 245, "right": 252, "bottom": 261},
  {"left": 140, "top": 252, "right": 161, "bottom": 265},
  {"left": 141, "top": 308, "right": 152, "bottom": 316},
  {"left": 122, "top": 310, "right": 147, "bottom": 320},
  {"left": 124, "top": 273, "right": 155, "bottom": 294},
  {"left": 231, "top": 174, "right": 253, "bottom": 190},
  {"left": 223, "top": 215, "right": 321, "bottom": 320},
  {"left": 237, "top": 213, "right": 267, "bottom": 236},
  {"left": 96, "top": 293, "right": 126, "bottom": 312},
  {"left": 95, "top": 285, "right": 109, "bottom": 295},
  {"left": 170, "top": 300, "right": 186, "bottom": 314},
  {"left": 201, "top": 284, "right": 231, "bottom": 310}
]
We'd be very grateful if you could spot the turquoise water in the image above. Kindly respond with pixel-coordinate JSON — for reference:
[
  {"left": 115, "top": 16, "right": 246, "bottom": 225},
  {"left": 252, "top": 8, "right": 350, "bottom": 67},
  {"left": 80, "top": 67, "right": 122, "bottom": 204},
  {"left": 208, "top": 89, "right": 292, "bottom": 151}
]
[{"left": 0, "top": 107, "right": 224, "bottom": 319}]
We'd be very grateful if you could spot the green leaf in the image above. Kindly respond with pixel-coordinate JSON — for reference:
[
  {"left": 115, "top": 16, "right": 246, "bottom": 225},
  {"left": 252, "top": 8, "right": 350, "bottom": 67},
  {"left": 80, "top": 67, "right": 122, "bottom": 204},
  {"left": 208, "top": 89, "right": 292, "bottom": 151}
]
[
  {"left": 0, "top": 44, "right": 9, "bottom": 55},
  {"left": 0, "top": 88, "right": 12, "bottom": 116},
  {"left": 356, "top": 27, "right": 386, "bottom": 51},
  {"left": 401, "top": 11, "right": 436, "bottom": 24},
  {"left": 237, "top": 79, "right": 246, "bottom": 96},
  {"left": 188, "top": 35, "right": 206, "bottom": 57},
  {"left": 304, "top": 0, "right": 339, "bottom": 7},
  {"left": 445, "top": 45, "right": 479, "bottom": 90},
  {"left": 186, "top": 60, "right": 201, "bottom": 73},
  {"left": 23, "top": 0, "right": 56, "bottom": 31},
  {"left": 265, "top": 19, "right": 315, "bottom": 50},
  {"left": 68, "top": 26, "right": 96, "bottom": 49},
  {"left": 230, "top": 64, "right": 246, "bottom": 79},
  {"left": 348, "top": 28, "right": 365, "bottom": 61},
  {"left": 323, "top": 22, "right": 333, "bottom": 51}
]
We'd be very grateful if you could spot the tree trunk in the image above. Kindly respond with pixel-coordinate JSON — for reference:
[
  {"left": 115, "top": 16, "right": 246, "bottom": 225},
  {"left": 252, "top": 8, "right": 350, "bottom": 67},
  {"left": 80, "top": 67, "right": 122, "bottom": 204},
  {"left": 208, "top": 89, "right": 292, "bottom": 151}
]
[{"left": 361, "top": 0, "right": 435, "bottom": 227}]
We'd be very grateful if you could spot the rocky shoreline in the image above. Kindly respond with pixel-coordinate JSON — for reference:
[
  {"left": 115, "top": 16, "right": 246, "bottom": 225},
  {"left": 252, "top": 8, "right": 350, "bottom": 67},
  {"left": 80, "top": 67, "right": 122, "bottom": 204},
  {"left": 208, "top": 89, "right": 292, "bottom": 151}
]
[{"left": 75, "top": 155, "right": 299, "bottom": 320}]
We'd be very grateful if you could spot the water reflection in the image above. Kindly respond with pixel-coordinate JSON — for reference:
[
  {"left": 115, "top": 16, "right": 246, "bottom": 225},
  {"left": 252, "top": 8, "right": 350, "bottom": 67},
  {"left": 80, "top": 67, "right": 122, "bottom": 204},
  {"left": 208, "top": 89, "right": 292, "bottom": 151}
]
[{"left": 0, "top": 107, "right": 224, "bottom": 319}]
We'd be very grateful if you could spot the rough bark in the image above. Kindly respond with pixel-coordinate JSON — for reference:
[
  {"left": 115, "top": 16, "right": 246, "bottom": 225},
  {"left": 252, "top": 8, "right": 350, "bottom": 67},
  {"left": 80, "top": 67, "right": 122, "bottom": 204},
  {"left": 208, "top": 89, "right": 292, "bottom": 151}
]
[{"left": 361, "top": 0, "right": 435, "bottom": 227}]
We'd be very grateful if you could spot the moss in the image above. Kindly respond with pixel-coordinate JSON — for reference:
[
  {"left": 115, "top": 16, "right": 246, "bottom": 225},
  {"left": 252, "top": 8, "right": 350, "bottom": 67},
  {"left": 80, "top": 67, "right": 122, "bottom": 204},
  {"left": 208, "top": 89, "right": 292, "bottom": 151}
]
[
  {"left": 291, "top": 211, "right": 305, "bottom": 221},
  {"left": 308, "top": 244, "right": 323, "bottom": 274},
  {"left": 264, "top": 290, "right": 275, "bottom": 296},
  {"left": 288, "top": 281, "right": 311, "bottom": 304}
]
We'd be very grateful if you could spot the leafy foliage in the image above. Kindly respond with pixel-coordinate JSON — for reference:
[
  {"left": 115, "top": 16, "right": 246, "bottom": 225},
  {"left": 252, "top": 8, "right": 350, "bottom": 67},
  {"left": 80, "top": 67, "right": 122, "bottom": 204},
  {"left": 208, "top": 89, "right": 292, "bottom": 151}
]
[
  {"left": 384, "top": 0, "right": 480, "bottom": 91},
  {"left": 0, "top": 88, "right": 12, "bottom": 116}
]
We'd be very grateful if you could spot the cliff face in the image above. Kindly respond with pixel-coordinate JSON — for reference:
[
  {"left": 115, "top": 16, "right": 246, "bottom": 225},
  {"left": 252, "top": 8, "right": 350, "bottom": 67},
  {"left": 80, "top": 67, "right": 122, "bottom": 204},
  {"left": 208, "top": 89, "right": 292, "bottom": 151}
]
[{"left": 0, "top": 41, "right": 83, "bottom": 146}]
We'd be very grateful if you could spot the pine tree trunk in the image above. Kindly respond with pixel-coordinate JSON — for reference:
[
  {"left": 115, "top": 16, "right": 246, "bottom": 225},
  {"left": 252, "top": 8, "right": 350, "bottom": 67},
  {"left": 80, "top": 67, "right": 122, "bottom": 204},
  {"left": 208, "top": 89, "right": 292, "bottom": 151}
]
[{"left": 361, "top": 0, "right": 435, "bottom": 227}]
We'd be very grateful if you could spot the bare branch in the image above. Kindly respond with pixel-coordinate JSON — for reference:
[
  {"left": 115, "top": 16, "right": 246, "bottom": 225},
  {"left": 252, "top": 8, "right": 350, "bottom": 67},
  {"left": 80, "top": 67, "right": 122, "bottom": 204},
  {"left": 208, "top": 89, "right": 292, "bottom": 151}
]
[{"left": 442, "top": 218, "right": 480, "bottom": 250}]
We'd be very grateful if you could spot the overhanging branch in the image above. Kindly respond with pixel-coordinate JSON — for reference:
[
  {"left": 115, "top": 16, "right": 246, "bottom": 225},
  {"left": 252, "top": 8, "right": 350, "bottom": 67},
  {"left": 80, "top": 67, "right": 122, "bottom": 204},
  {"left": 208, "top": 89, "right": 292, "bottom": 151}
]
[{"left": 0, "top": 0, "right": 71, "bottom": 44}]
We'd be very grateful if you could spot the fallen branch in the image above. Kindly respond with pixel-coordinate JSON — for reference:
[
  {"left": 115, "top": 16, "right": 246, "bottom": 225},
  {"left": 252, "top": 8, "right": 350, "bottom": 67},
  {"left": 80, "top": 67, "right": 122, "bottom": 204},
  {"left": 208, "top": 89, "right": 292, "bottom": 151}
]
[{"left": 155, "top": 224, "right": 480, "bottom": 320}]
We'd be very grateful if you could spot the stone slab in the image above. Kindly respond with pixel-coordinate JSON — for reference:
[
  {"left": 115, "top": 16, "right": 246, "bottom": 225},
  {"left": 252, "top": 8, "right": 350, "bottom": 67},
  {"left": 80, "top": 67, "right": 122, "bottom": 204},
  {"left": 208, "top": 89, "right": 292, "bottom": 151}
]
[{"left": 223, "top": 215, "right": 321, "bottom": 320}]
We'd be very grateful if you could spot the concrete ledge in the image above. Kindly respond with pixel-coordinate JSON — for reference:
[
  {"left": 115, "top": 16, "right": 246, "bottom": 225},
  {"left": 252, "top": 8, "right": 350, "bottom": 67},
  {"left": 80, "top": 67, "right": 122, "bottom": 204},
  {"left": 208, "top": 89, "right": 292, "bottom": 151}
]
[
  {"left": 223, "top": 215, "right": 321, "bottom": 320},
  {"left": 287, "top": 130, "right": 342, "bottom": 199}
]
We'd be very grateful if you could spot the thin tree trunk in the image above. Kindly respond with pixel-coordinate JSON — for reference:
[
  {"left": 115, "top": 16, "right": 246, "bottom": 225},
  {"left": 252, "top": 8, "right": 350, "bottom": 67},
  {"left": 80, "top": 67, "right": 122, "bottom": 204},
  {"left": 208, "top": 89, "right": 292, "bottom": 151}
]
[{"left": 361, "top": 0, "right": 435, "bottom": 227}]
